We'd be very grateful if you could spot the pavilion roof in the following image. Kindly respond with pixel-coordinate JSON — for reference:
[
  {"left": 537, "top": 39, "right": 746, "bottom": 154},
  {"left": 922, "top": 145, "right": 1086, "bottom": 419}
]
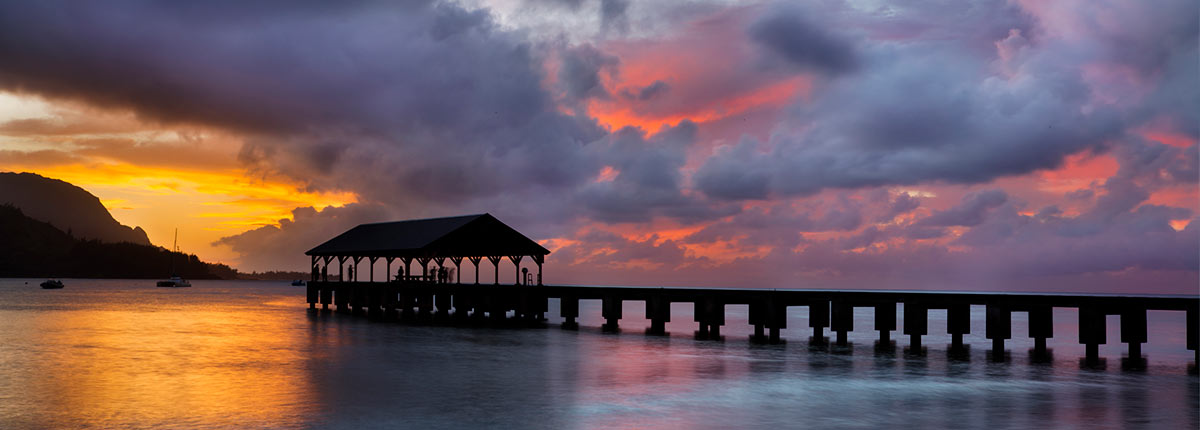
[{"left": 305, "top": 213, "right": 549, "bottom": 258}]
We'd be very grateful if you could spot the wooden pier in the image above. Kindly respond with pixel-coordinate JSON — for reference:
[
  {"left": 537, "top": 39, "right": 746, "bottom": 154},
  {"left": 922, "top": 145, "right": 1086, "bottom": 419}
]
[
  {"left": 302, "top": 213, "right": 1199, "bottom": 368},
  {"left": 306, "top": 281, "right": 1200, "bottom": 365}
]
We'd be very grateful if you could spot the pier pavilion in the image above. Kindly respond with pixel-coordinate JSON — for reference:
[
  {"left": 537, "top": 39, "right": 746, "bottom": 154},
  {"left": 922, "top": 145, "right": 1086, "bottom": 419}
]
[{"left": 306, "top": 213, "right": 550, "bottom": 285}]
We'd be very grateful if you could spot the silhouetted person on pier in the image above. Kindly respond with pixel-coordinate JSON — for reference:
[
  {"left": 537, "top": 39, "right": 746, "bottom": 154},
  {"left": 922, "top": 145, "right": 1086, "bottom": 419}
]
[{"left": 395, "top": 267, "right": 404, "bottom": 281}]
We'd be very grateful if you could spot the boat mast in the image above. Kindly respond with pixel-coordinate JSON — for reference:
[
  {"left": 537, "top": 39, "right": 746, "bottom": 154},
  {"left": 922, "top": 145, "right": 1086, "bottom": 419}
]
[{"left": 170, "top": 228, "right": 178, "bottom": 275}]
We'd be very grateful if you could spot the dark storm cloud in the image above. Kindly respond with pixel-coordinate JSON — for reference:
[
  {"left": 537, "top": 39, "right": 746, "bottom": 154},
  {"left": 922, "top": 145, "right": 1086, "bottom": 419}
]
[
  {"left": 916, "top": 190, "right": 1007, "bottom": 227},
  {"left": 0, "top": 0, "right": 606, "bottom": 207},
  {"left": 558, "top": 44, "right": 619, "bottom": 102},
  {"left": 748, "top": 5, "right": 858, "bottom": 75},
  {"left": 879, "top": 192, "right": 920, "bottom": 222},
  {"left": 697, "top": 6, "right": 1134, "bottom": 200},
  {"left": 620, "top": 80, "right": 670, "bottom": 101},
  {"left": 575, "top": 121, "right": 739, "bottom": 224}
]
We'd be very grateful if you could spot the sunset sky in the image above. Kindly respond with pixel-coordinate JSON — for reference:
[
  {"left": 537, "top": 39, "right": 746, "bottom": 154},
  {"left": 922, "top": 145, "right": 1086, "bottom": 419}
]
[{"left": 0, "top": 0, "right": 1195, "bottom": 293}]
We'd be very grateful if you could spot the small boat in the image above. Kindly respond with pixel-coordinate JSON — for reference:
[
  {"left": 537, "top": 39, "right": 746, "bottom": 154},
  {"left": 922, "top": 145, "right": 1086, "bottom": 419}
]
[
  {"left": 40, "top": 279, "right": 64, "bottom": 289},
  {"left": 156, "top": 229, "right": 192, "bottom": 288},
  {"left": 156, "top": 275, "right": 192, "bottom": 288},
  {"left": 291, "top": 280, "right": 306, "bottom": 286}
]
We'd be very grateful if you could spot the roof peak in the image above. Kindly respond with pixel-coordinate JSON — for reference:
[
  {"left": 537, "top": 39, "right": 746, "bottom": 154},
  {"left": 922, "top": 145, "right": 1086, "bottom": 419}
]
[{"left": 356, "top": 213, "right": 489, "bottom": 227}]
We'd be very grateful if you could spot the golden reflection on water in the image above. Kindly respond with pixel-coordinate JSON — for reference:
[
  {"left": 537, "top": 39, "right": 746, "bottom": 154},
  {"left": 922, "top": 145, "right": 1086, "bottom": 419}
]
[{"left": 17, "top": 308, "right": 314, "bottom": 429}]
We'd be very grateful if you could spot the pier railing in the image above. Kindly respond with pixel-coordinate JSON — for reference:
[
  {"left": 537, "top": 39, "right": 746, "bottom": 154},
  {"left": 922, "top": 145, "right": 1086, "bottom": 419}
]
[{"left": 306, "top": 281, "right": 1198, "bottom": 364}]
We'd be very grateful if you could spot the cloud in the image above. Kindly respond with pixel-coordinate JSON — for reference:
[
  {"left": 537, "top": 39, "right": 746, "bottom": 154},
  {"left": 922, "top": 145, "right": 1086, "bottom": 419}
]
[
  {"left": 599, "top": 0, "right": 630, "bottom": 34},
  {"left": 0, "top": 0, "right": 608, "bottom": 211},
  {"left": 557, "top": 44, "right": 620, "bottom": 103},
  {"left": 213, "top": 203, "right": 395, "bottom": 272},
  {"left": 619, "top": 80, "right": 670, "bottom": 101},
  {"left": 916, "top": 190, "right": 1008, "bottom": 227},
  {"left": 695, "top": 0, "right": 1183, "bottom": 200},
  {"left": 748, "top": 4, "right": 858, "bottom": 75},
  {"left": 574, "top": 121, "right": 738, "bottom": 224},
  {"left": 878, "top": 192, "right": 921, "bottom": 222}
]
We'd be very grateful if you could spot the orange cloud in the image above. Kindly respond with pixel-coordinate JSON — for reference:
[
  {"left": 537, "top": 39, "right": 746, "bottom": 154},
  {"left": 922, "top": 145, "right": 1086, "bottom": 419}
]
[
  {"left": 1036, "top": 151, "right": 1118, "bottom": 194},
  {"left": 589, "top": 76, "right": 810, "bottom": 131}
]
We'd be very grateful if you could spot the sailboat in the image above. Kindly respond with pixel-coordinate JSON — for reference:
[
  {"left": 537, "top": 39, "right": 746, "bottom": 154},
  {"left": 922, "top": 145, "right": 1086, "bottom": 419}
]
[{"left": 157, "top": 229, "right": 192, "bottom": 288}]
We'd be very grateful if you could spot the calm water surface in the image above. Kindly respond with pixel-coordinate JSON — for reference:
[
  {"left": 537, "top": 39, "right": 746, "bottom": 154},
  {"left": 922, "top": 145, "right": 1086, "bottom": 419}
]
[{"left": 0, "top": 279, "right": 1196, "bottom": 429}]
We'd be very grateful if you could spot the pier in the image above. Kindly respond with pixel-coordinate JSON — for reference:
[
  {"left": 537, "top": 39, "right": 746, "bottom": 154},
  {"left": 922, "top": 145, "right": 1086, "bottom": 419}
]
[
  {"left": 304, "top": 214, "right": 1199, "bottom": 367},
  {"left": 306, "top": 281, "right": 1199, "bottom": 365}
]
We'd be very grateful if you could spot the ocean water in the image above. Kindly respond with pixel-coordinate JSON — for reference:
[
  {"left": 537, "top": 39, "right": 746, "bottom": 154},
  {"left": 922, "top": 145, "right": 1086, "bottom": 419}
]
[{"left": 0, "top": 279, "right": 1195, "bottom": 429}]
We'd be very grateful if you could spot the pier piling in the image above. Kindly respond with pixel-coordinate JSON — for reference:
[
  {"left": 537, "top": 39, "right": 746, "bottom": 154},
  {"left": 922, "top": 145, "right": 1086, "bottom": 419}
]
[
  {"left": 1028, "top": 305, "right": 1052, "bottom": 357},
  {"left": 985, "top": 304, "right": 1011, "bottom": 361},
  {"left": 875, "top": 302, "right": 896, "bottom": 346},
  {"left": 1120, "top": 308, "right": 1146, "bottom": 360},
  {"left": 646, "top": 296, "right": 669, "bottom": 335},
  {"left": 831, "top": 301, "right": 853, "bottom": 346},
  {"left": 560, "top": 296, "right": 579, "bottom": 330},
  {"left": 602, "top": 296, "right": 622, "bottom": 332},
  {"left": 947, "top": 304, "right": 970, "bottom": 351},
  {"left": 810, "top": 300, "right": 830, "bottom": 344},
  {"left": 903, "top": 303, "right": 927, "bottom": 350},
  {"left": 1079, "top": 306, "right": 1106, "bottom": 363}
]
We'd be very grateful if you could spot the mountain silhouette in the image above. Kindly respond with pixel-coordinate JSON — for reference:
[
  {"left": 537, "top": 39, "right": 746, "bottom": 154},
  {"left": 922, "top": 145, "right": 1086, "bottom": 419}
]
[
  {"left": 0, "top": 172, "right": 151, "bottom": 245},
  {"left": 0, "top": 204, "right": 236, "bottom": 279}
]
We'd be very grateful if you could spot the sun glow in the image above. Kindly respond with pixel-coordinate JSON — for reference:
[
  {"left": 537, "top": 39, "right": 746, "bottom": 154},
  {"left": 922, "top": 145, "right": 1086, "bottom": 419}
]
[{"left": 3, "top": 159, "right": 356, "bottom": 263}]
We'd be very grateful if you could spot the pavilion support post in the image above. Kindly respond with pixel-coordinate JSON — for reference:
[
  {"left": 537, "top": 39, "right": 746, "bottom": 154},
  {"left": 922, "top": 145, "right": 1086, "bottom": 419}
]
[
  {"left": 433, "top": 257, "right": 446, "bottom": 283},
  {"left": 417, "top": 257, "right": 431, "bottom": 280},
  {"left": 337, "top": 256, "right": 348, "bottom": 282},
  {"left": 487, "top": 256, "right": 502, "bottom": 285},
  {"left": 306, "top": 283, "right": 318, "bottom": 309},
  {"left": 385, "top": 257, "right": 394, "bottom": 282},
  {"left": 508, "top": 255, "right": 524, "bottom": 285},
  {"left": 533, "top": 255, "right": 544, "bottom": 286},
  {"left": 369, "top": 257, "right": 378, "bottom": 282},
  {"left": 310, "top": 255, "right": 318, "bottom": 281},
  {"left": 469, "top": 257, "right": 483, "bottom": 285},
  {"left": 322, "top": 256, "right": 333, "bottom": 282},
  {"left": 352, "top": 256, "right": 363, "bottom": 282},
  {"left": 450, "top": 257, "right": 463, "bottom": 284},
  {"left": 401, "top": 257, "right": 413, "bottom": 282}
]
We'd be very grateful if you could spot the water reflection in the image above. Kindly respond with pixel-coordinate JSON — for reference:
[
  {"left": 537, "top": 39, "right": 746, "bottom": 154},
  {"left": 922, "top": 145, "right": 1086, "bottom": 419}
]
[
  {"left": 15, "top": 305, "right": 315, "bottom": 428},
  {"left": 0, "top": 280, "right": 1196, "bottom": 429}
]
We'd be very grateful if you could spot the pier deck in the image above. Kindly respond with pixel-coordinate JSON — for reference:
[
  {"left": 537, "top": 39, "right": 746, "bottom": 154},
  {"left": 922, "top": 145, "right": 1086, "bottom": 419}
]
[{"left": 307, "top": 281, "right": 1199, "bottom": 366}]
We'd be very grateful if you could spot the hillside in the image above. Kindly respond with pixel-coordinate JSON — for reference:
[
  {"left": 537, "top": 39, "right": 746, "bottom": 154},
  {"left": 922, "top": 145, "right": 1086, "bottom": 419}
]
[
  {"left": 0, "top": 204, "right": 236, "bottom": 279},
  {"left": 0, "top": 172, "right": 152, "bottom": 245}
]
